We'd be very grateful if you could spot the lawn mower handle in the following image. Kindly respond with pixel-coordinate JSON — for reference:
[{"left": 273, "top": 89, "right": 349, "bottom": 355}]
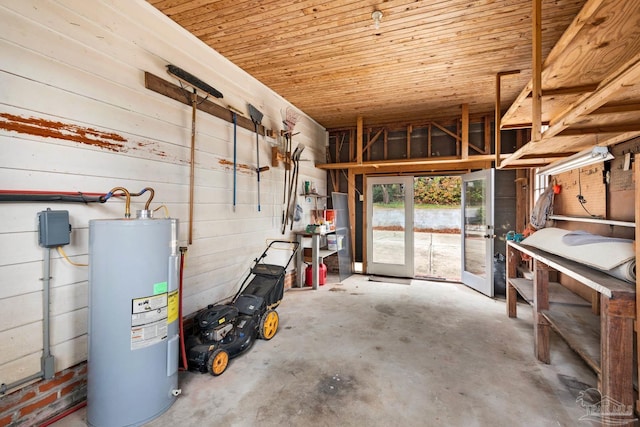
[{"left": 232, "top": 240, "right": 300, "bottom": 303}]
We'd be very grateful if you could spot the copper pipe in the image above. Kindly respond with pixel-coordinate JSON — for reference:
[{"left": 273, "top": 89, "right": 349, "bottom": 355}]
[
  {"left": 107, "top": 186, "right": 131, "bottom": 218},
  {"left": 129, "top": 187, "right": 155, "bottom": 210}
]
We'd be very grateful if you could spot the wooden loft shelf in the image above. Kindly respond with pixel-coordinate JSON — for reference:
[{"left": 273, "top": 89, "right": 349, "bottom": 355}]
[{"left": 499, "top": 0, "right": 640, "bottom": 169}]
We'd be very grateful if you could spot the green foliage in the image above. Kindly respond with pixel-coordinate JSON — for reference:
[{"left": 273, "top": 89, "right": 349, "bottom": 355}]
[
  {"left": 372, "top": 176, "right": 484, "bottom": 208},
  {"left": 414, "top": 176, "right": 461, "bottom": 206},
  {"left": 372, "top": 183, "right": 404, "bottom": 204}
]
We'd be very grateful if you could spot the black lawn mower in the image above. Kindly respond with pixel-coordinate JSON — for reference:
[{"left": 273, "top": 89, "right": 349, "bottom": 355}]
[{"left": 185, "top": 240, "right": 299, "bottom": 376}]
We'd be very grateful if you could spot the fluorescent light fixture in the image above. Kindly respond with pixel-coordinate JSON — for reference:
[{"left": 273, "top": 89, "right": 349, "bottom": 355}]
[{"left": 537, "top": 146, "right": 614, "bottom": 175}]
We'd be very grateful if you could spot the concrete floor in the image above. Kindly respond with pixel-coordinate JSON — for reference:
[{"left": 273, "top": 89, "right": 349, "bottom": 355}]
[{"left": 51, "top": 274, "right": 598, "bottom": 427}]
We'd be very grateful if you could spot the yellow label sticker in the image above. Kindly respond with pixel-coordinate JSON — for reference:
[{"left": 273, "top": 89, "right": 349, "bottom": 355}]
[
  {"left": 218, "top": 317, "right": 225, "bottom": 324},
  {"left": 167, "top": 290, "right": 179, "bottom": 324}
]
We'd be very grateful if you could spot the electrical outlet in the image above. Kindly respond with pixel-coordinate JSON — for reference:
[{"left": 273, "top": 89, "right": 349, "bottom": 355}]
[{"left": 359, "top": 194, "right": 364, "bottom": 202}]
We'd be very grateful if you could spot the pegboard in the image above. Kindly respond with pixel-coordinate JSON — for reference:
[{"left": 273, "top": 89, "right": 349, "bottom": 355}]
[
  {"left": 609, "top": 138, "right": 640, "bottom": 192},
  {"left": 553, "top": 165, "right": 606, "bottom": 217}
]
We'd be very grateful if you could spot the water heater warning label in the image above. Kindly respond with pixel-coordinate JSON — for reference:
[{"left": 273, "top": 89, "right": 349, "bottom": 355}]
[{"left": 131, "top": 293, "right": 168, "bottom": 350}]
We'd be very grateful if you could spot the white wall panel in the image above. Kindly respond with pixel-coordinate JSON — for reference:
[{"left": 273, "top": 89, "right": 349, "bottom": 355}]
[
  {"left": 0, "top": 0, "right": 327, "bottom": 389},
  {"left": 0, "top": 353, "right": 40, "bottom": 386},
  {"left": 0, "top": 293, "right": 42, "bottom": 332},
  {"left": 0, "top": 322, "right": 42, "bottom": 364}
]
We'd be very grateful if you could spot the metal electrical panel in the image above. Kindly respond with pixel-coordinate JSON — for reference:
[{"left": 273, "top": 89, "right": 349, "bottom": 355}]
[{"left": 38, "top": 209, "right": 71, "bottom": 247}]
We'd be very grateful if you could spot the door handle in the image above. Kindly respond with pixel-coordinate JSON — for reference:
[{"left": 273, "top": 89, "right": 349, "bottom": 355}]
[{"left": 484, "top": 234, "right": 496, "bottom": 239}]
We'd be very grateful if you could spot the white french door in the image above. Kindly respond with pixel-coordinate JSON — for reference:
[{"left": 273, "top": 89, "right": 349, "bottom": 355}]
[
  {"left": 461, "top": 169, "right": 495, "bottom": 296},
  {"left": 366, "top": 176, "right": 414, "bottom": 277}
]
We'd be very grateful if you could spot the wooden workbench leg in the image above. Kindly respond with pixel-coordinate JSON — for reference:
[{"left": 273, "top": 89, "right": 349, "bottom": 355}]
[
  {"left": 506, "top": 245, "right": 518, "bottom": 318},
  {"left": 533, "top": 260, "right": 550, "bottom": 364},
  {"left": 600, "top": 294, "right": 636, "bottom": 426}
]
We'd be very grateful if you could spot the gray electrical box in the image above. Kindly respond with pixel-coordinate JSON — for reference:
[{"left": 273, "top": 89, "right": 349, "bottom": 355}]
[{"left": 38, "top": 209, "right": 71, "bottom": 247}]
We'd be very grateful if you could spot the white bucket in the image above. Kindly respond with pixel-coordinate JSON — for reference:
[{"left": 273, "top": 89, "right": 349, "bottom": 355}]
[{"left": 327, "top": 234, "right": 337, "bottom": 251}]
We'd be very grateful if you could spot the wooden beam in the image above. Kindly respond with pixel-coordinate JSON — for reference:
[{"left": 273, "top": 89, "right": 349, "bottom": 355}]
[
  {"left": 144, "top": 71, "right": 272, "bottom": 136},
  {"left": 533, "top": 259, "right": 551, "bottom": 364},
  {"left": 427, "top": 123, "right": 432, "bottom": 157},
  {"left": 592, "top": 102, "right": 640, "bottom": 115},
  {"left": 431, "top": 121, "right": 461, "bottom": 142},
  {"left": 600, "top": 294, "right": 636, "bottom": 426},
  {"left": 483, "top": 115, "right": 491, "bottom": 155},
  {"left": 316, "top": 154, "right": 503, "bottom": 172},
  {"left": 495, "top": 70, "right": 521, "bottom": 166},
  {"left": 356, "top": 116, "right": 363, "bottom": 164},
  {"left": 348, "top": 168, "right": 356, "bottom": 268},
  {"left": 406, "top": 125, "right": 412, "bottom": 159},
  {"left": 558, "top": 123, "right": 640, "bottom": 136},
  {"left": 461, "top": 104, "right": 469, "bottom": 160},
  {"left": 330, "top": 170, "right": 338, "bottom": 193},
  {"left": 383, "top": 129, "right": 388, "bottom": 160},
  {"left": 544, "top": 53, "right": 640, "bottom": 139},
  {"left": 531, "top": 0, "right": 542, "bottom": 142},
  {"left": 501, "top": 121, "right": 549, "bottom": 130},
  {"left": 362, "top": 128, "right": 383, "bottom": 157},
  {"left": 496, "top": 73, "right": 502, "bottom": 165},
  {"left": 525, "top": 84, "right": 600, "bottom": 98},
  {"left": 362, "top": 175, "right": 367, "bottom": 274}
]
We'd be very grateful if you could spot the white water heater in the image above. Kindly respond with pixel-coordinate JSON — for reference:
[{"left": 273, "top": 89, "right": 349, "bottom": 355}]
[{"left": 87, "top": 217, "right": 180, "bottom": 427}]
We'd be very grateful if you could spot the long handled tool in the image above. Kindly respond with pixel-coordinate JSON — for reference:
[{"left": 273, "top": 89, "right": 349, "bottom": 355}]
[
  {"left": 280, "top": 107, "right": 300, "bottom": 233},
  {"left": 166, "top": 64, "right": 223, "bottom": 244},
  {"left": 285, "top": 143, "right": 305, "bottom": 230},
  {"left": 280, "top": 132, "right": 290, "bottom": 233},
  {"left": 232, "top": 112, "right": 237, "bottom": 211},
  {"left": 248, "top": 104, "right": 264, "bottom": 212}
]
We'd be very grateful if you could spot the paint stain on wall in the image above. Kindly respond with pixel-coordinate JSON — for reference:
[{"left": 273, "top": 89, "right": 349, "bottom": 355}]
[
  {"left": 0, "top": 113, "right": 127, "bottom": 152},
  {"left": 219, "top": 158, "right": 255, "bottom": 174}
]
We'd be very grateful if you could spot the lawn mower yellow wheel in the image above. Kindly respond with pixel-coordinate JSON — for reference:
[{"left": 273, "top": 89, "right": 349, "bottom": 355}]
[
  {"left": 260, "top": 310, "right": 279, "bottom": 340},
  {"left": 207, "top": 349, "right": 229, "bottom": 376}
]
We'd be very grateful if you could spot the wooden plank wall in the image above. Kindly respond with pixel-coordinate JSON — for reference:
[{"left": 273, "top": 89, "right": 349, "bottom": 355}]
[{"left": 0, "top": 0, "right": 326, "bottom": 389}]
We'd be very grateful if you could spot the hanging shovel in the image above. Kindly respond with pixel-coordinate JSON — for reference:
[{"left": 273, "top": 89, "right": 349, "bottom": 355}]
[{"left": 248, "top": 104, "right": 264, "bottom": 212}]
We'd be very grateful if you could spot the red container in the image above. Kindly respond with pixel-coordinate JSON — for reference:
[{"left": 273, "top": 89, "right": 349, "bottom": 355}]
[{"left": 305, "top": 263, "right": 327, "bottom": 286}]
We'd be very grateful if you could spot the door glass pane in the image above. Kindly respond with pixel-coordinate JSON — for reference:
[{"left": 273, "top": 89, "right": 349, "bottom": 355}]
[
  {"left": 463, "top": 179, "right": 486, "bottom": 276},
  {"left": 372, "top": 183, "right": 405, "bottom": 264}
]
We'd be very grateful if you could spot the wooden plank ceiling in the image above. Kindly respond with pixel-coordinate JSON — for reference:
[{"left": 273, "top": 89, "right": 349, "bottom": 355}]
[{"left": 147, "top": 0, "right": 587, "bottom": 131}]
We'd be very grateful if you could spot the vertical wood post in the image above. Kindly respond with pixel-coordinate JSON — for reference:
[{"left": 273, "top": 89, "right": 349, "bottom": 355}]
[
  {"left": 532, "top": 0, "right": 543, "bottom": 142},
  {"left": 348, "top": 168, "right": 356, "bottom": 269},
  {"left": 495, "top": 71, "right": 520, "bottom": 167},
  {"left": 406, "top": 125, "right": 412, "bottom": 159},
  {"left": 495, "top": 74, "right": 502, "bottom": 167},
  {"left": 383, "top": 129, "right": 388, "bottom": 160},
  {"left": 533, "top": 259, "right": 550, "bottom": 363},
  {"left": 427, "top": 123, "right": 432, "bottom": 158},
  {"left": 484, "top": 115, "right": 491, "bottom": 155},
  {"left": 600, "top": 295, "right": 636, "bottom": 426},
  {"left": 356, "top": 116, "right": 363, "bottom": 164},
  {"left": 461, "top": 104, "right": 469, "bottom": 159},
  {"left": 362, "top": 175, "right": 367, "bottom": 273}
]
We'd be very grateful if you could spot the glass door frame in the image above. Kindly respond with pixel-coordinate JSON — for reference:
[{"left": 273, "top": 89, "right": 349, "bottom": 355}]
[
  {"left": 365, "top": 175, "right": 414, "bottom": 278},
  {"left": 461, "top": 169, "right": 495, "bottom": 296}
]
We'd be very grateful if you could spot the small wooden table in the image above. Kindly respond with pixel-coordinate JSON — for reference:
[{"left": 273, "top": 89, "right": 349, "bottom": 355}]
[{"left": 507, "top": 241, "right": 636, "bottom": 426}]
